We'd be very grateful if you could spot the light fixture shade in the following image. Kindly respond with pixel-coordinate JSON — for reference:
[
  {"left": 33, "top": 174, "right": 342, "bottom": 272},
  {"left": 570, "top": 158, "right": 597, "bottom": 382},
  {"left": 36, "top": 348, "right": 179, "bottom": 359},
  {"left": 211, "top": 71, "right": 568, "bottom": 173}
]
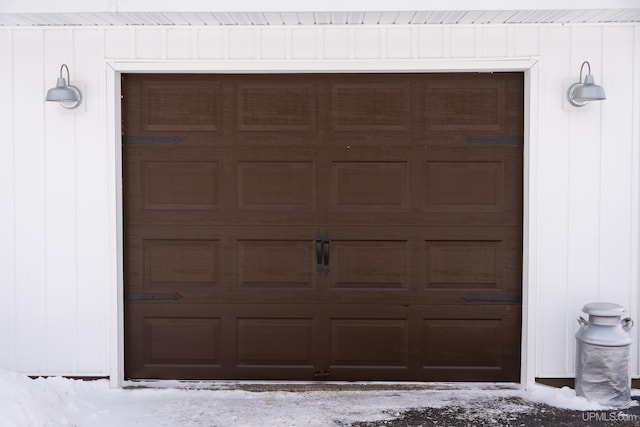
[
  {"left": 46, "top": 77, "right": 80, "bottom": 102},
  {"left": 45, "top": 64, "right": 82, "bottom": 109},
  {"left": 571, "top": 77, "right": 606, "bottom": 102},
  {"left": 566, "top": 61, "right": 606, "bottom": 108}
]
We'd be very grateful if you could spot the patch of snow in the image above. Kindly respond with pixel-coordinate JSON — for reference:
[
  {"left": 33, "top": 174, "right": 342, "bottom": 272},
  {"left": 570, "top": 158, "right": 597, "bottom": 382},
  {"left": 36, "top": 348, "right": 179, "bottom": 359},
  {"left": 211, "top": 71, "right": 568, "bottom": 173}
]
[
  {"left": 518, "top": 383, "right": 606, "bottom": 411},
  {"left": 0, "top": 369, "right": 637, "bottom": 427}
]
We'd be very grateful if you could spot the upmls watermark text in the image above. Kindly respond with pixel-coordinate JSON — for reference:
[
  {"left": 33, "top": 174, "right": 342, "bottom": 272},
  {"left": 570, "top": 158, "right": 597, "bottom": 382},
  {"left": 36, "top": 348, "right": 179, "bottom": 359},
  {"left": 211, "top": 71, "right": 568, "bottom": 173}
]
[{"left": 582, "top": 411, "right": 640, "bottom": 422}]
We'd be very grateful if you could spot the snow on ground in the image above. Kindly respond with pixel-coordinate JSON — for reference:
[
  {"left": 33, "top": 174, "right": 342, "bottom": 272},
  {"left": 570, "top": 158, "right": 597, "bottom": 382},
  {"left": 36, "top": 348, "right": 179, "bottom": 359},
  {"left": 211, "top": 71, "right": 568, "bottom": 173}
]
[{"left": 0, "top": 369, "right": 629, "bottom": 427}]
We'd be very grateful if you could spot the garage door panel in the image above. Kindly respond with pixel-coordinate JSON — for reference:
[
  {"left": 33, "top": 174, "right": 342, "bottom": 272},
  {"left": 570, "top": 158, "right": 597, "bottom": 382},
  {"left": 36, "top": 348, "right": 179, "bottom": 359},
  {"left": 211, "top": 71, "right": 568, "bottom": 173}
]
[
  {"left": 422, "top": 319, "right": 503, "bottom": 368},
  {"left": 145, "top": 317, "right": 222, "bottom": 364},
  {"left": 423, "top": 238, "right": 521, "bottom": 304},
  {"left": 125, "top": 304, "right": 225, "bottom": 379},
  {"left": 123, "top": 75, "right": 224, "bottom": 135},
  {"left": 425, "top": 240, "right": 500, "bottom": 289},
  {"left": 425, "top": 161, "right": 503, "bottom": 212},
  {"left": 425, "top": 79, "right": 506, "bottom": 132},
  {"left": 330, "top": 81, "right": 411, "bottom": 132},
  {"left": 330, "top": 161, "right": 409, "bottom": 212},
  {"left": 141, "top": 80, "right": 222, "bottom": 133},
  {"left": 236, "top": 318, "right": 315, "bottom": 367},
  {"left": 237, "top": 82, "right": 316, "bottom": 132},
  {"left": 237, "top": 161, "right": 316, "bottom": 211},
  {"left": 144, "top": 239, "right": 221, "bottom": 288},
  {"left": 121, "top": 75, "right": 225, "bottom": 139},
  {"left": 124, "top": 156, "right": 225, "bottom": 225},
  {"left": 237, "top": 239, "right": 316, "bottom": 290},
  {"left": 418, "top": 305, "right": 521, "bottom": 381},
  {"left": 143, "top": 161, "right": 220, "bottom": 211},
  {"left": 330, "top": 319, "right": 409, "bottom": 368},
  {"left": 125, "top": 233, "right": 234, "bottom": 305},
  {"left": 330, "top": 240, "right": 409, "bottom": 291},
  {"left": 423, "top": 74, "right": 522, "bottom": 136}
]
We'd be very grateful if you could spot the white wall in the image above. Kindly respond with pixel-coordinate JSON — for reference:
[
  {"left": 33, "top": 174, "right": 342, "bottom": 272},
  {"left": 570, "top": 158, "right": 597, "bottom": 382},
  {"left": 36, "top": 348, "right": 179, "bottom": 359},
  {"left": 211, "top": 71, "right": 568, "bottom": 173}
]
[{"left": 0, "top": 23, "right": 638, "bottom": 379}]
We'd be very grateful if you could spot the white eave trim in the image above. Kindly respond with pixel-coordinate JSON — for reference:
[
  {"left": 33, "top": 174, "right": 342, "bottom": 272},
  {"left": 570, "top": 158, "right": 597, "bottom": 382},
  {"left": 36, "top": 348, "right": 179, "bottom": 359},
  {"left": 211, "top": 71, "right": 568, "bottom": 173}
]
[
  {"left": 1, "top": 9, "right": 639, "bottom": 27},
  {"left": 2, "top": 0, "right": 640, "bottom": 14}
]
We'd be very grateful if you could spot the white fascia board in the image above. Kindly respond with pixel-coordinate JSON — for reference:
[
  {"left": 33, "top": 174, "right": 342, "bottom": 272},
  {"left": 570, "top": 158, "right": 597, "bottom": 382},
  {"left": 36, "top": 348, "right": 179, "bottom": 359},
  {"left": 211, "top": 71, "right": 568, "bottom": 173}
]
[
  {"left": 0, "top": 0, "right": 116, "bottom": 13},
  {"left": 3, "top": 0, "right": 639, "bottom": 14},
  {"left": 117, "top": 0, "right": 640, "bottom": 12}
]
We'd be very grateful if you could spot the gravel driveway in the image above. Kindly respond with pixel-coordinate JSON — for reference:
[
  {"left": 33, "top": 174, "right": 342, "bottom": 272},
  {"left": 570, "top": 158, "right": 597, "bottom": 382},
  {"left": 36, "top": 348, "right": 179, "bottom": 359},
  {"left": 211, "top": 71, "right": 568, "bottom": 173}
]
[{"left": 348, "top": 396, "right": 640, "bottom": 427}]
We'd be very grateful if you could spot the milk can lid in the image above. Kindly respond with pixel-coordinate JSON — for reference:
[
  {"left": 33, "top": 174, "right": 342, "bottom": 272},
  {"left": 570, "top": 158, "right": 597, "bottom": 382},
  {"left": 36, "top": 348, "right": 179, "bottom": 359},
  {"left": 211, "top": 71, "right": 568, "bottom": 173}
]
[{"left": 582, "top": 302, "right": 628, "bottom": 317}]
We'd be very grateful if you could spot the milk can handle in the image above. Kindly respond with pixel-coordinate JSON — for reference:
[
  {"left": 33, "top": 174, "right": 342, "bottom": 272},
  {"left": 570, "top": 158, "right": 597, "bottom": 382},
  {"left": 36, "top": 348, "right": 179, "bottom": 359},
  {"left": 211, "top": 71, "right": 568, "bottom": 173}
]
[
  {"left": 621, "top": 317, "right": 634, "bottom": 332},
  {"left": 577, "top": 316, "right": 588, "bottom": 328}
]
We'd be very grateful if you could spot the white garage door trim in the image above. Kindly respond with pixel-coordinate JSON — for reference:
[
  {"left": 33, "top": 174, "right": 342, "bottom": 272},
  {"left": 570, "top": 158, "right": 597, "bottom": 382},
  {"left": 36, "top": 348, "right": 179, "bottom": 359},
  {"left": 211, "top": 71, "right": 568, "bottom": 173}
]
[{"left": 105, "top": 57, "right": 541, "bottom": 388}]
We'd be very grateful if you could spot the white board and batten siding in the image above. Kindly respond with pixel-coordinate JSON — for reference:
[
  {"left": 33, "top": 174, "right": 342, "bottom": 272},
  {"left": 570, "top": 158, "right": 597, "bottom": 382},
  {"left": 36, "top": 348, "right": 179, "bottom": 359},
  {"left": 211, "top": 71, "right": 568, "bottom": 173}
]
[{"left": 0, "top": 23, "right": 639, "bottom": 383}]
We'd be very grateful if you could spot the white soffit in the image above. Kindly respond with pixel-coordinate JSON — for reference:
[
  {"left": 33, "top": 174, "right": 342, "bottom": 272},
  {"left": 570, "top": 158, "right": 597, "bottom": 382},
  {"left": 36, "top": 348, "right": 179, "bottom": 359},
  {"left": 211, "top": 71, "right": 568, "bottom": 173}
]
[
  {"left": 1, "top": 9, "right": 639, "bottom": 26},
  {"left": 0, "top": 0, "right": 639, "bottom": 26}
]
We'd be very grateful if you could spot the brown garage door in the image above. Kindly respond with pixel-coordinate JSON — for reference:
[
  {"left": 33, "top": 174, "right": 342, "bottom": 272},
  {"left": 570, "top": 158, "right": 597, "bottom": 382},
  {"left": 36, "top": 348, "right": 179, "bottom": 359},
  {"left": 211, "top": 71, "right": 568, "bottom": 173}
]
[{"left": 122, "top": 73, "right": 523, "bottom": 381}]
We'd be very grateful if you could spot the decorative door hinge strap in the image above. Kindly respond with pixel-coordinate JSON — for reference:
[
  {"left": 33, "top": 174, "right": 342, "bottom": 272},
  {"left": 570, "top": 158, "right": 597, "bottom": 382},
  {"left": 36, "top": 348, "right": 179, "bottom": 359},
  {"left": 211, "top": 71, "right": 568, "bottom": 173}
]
[
  {"left": 463, "top": 294, "right": 521, "bottom": 302},
  {"left": 122, "top": 136, "right": 181, "bottom": 144},
  {"left": 465, "top": 136, "right": 524, "bottom": 144},
  {"left": 125, "top": 292, "right": 183, "bottom": 301}
]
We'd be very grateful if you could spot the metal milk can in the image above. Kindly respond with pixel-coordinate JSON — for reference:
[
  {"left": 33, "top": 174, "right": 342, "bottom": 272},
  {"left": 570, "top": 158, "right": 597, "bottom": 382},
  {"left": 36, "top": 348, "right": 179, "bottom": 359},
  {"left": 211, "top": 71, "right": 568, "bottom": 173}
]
[{"left": 575, "top": 302, "right": 634, "bottom": 408}]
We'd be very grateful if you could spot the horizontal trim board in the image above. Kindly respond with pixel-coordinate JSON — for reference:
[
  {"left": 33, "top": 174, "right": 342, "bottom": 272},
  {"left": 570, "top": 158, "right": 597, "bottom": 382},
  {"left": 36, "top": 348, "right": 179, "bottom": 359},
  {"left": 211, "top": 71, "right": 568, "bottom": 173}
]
[{"left": 107, "top": 58, "right": 540, "bottom": 73}]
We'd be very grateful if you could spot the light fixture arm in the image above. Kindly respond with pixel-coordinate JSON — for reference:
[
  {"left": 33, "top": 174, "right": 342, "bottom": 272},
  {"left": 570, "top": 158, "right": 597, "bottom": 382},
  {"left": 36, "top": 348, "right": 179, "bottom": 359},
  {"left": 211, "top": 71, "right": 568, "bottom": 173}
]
[
  {"left": 60, "top": 64, "right": 71, "bottom": 82},
  {"left": 579, "top": 61, "right": 591, "bottom": 84},
  {"left": 45, "top": 63, "right": 83, "bottom": 110}
]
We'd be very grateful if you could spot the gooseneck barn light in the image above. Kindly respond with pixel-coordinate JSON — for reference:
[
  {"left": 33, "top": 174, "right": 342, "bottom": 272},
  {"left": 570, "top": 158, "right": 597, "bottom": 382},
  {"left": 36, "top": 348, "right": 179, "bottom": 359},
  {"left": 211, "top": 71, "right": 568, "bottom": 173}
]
[
  {"left": 45, "top": 64, "right": 82, "bottom": 109},
  {"left": 567, "top": 61, "right": 606, "bottom": 107}
]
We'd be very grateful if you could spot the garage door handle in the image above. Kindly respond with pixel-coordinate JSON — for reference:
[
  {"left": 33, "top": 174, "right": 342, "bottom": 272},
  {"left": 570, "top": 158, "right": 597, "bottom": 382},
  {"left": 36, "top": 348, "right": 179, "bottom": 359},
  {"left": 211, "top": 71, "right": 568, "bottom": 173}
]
[
  {"left": 315, "top": 232, "right": 330, "bottom": 274},
  {"left": 315, "top": 233, "right": 324, "bottom": 273},
  {"left": 323, "top": 232, "right": 330, "bottom": 273}
]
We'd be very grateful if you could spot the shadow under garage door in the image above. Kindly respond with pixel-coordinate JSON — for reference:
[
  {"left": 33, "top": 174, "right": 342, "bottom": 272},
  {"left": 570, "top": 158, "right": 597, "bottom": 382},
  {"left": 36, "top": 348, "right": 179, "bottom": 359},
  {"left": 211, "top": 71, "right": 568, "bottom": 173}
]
[{"left": 122, "top": 73, "right": 523, "bottom": 381}]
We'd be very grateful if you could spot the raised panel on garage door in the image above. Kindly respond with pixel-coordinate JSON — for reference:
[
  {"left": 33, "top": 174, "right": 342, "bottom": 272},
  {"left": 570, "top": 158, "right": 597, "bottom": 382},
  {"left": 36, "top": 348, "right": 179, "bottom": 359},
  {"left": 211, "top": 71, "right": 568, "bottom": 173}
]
[{"left": 123, "top": 73, "right": 523, "bottom": 381}]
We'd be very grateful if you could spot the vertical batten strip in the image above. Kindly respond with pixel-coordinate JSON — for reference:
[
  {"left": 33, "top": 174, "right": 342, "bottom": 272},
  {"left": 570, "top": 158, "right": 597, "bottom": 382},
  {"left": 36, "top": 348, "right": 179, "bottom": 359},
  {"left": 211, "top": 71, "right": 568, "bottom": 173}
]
[
  {"left": 253, "top": 27, "right": 260, "bottom": 60},
  {"left": 191, "top": 28, "right": 198, "bottom": 60},
  {"left": 597, "top": 24, "right": 606, "bottom": 304},
  {"left": 70, "top": 27, "right": 80, "bottom": 375},
  {"left": 285, "top": 27, "right": 292, "bottom": 59},
  {"left": 632, "top": 24, "right": 640, "bottom": 377},
  {"left": 534, "top": 27, "right": 544, "bottom": 379},
  {"left": 507, "top": 26, "right": 515, "bottom": 57},
  {"left": 161, "top": 28, "right": 168, "bottom": 60},
  {"left": 129, "top": 28, "right": 135, "bottom": 59},
  {"left": 566, "top": 25, "right": 576, "bottom": 376},
  {"left": 411, "top": 27, "right": 418, "bottom": 59},
  {"left": 443, "top": 26, "right": 451, "bottom": 58},
  {"left": 0, "top": 29, "right": 16, "bottom": 371},
  {"left": 317, "top": 26, "right": 324, "bottom": 60},
  {"left": 349, "top": 27, "right": 356, "bottom": 59},
  {"left": 100, "top": 27, "right": 112, "bottom": 376},
  {"left": 41, "top": 29, "right": 48, "bottom": 376},
  {"left": 223, "top": 26, "right": 229, "bottom": 60}
]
